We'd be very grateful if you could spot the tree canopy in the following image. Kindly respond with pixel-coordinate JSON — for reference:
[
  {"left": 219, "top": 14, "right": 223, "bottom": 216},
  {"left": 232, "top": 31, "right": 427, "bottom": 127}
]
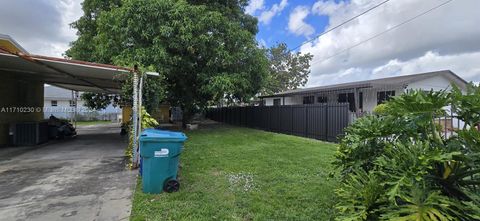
[
  {"left": 67, "top": 0, "right": 269, "bottom": 124},
  {"left": 68, "top": 0, "right": 313, "bottom": 122},
  {"left": 263, "top": 43, "right": 313, "bottom": 95}
]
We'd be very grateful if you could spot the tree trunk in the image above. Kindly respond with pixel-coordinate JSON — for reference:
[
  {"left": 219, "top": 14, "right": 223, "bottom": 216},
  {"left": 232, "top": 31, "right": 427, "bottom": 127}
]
[{"left": 181, "top": 106, "right": 192, "bottom": 129}]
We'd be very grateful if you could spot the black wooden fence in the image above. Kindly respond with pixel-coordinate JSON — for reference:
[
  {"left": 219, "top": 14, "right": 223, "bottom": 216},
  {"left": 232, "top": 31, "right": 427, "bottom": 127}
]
[{"left": 206, "top": 104, "right": 350, "bottom": 142}]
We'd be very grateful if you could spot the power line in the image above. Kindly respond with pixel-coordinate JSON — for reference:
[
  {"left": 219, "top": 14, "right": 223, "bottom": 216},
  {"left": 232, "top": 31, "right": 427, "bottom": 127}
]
[
  {"left": 290, "top": 0, "right": 392, "bottom": 51},
  {"left": 309, "top": 0, "right": 454, "bottom": 67}
]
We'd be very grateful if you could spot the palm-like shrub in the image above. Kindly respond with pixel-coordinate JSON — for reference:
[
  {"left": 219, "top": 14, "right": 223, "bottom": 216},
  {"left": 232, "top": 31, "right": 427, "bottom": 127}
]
[{"left": 334, "top": 84, "right": 480, "bottom": 221}]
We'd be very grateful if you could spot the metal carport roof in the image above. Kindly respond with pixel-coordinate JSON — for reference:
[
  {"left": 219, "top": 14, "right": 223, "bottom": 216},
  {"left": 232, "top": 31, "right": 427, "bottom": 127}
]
[{"left": 0, "top": 34, "right": 131, "bottom": 94}]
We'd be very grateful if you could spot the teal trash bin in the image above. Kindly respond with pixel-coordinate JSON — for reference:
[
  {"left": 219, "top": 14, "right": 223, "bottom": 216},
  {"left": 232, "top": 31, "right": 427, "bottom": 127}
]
[{"left": 139, "top": 128, "right": 187, "bottom": 194}]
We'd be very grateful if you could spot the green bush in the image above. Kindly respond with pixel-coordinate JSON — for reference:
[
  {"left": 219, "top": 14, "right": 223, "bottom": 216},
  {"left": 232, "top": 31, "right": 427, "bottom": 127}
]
[{"left": 334, "top": 84, "right": 480, "bottom": 221}]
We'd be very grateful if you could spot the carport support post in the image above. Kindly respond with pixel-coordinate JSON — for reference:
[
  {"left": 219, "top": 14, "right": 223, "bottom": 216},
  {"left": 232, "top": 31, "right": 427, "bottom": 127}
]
[
  {"left": 134, "top": 73, "right": 144, "bottom": 166},
  {"left": 132, "top": 68, "right": 139, "bottom": 168}
]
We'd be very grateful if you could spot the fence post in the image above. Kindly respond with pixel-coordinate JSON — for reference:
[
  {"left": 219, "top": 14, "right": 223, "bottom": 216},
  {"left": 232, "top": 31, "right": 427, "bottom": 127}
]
[
  {"left": 291, "top": 105, "right": 293, "bottom": 135},
  {"left": 325, "top": 105, "right": 329, "bottom": 141},
  {"left": 277, "top": 105, "right": 280, "bottom": 132},
  {"left": 304, "top": 106, "right": 308, "bottom": 137}
]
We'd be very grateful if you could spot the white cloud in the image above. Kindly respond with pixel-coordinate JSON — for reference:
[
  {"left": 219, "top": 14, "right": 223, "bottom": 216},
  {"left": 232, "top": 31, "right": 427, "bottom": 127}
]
[
  {"left": 0, "top": 0, "right": 83, "bottom": 57},
  {"left": 371, "top": 51, "right": 480, "bottom": 81},
  {"left": 288, "top": 6, "right": 315, "bottom": 37},
  {"left": 312, "top": 0, "right": 346, "bottom": 16},
  {"left": 301, "top": 0, "right": 480, "bottom": 87},
  {"left": 307, "top": 51, "right": 480, "bottom": 87},
  {"left": 259, "top": 0, "right": 288, "bottom": 25},
  {"left": 258, "top": 38, "right": 267, "bottom": 48},
  {"left": 245, "top": 0, "right": 265, "bottom": 15}
]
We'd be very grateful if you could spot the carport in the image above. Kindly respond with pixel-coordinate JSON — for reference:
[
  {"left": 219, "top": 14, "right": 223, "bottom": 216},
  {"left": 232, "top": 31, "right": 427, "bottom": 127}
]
[
  {"left": 0, "top": 34, "right": 137, "bottom": 220},
  {"left": 0, "top": 34, "right": 131, "bottom": 146}
]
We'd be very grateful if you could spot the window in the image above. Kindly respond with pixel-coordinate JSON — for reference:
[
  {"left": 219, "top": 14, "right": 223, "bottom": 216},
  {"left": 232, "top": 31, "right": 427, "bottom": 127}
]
[
  {"left": 51, "top": 100, "right": 57, "bottom": 107},
  {"left": 377, "top": 91, "right": 395, "bottom": 104},
  {"left": 338, "top": 93, "right": 348, "bottom": 103},
  {"left": 317, "top": 96, "right": 328, "bottom": 104},
  {"left": 338, "top": 93, "right": 356, "bottom": 112},
  {"left": 69, "top": 100, "right": 76, "bottom": 107},
  {"left": 303, "top": 96, "right": 314, "bottom": 105},
  {"left": 273, "top": 98, "right": 281, "bottom": 106}
]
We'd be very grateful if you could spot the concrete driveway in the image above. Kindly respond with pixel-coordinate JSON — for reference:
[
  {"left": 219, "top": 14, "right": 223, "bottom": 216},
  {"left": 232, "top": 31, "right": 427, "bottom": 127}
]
[{"left": 0, "top": 123, "right": 136, "bottom": 221}]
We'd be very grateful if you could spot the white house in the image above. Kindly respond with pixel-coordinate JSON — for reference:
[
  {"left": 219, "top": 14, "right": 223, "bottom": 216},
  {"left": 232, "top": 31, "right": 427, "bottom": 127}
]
[
  {"left": 260, "top": 70, "right": 468, "bottom": 115},
  {"left": 44, "top": 85, "right": 122, "bottom": 121}
]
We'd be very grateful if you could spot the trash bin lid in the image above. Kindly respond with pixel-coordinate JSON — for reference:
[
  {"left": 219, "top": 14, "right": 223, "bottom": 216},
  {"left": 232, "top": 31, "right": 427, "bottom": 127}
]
[{"left": 139, "top": 128, "right": 187, "bottom": 142}]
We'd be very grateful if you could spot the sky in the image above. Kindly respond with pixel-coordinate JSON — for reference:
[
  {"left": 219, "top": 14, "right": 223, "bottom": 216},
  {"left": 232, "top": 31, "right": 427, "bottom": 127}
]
[{"left": 0, "top": 0, "right": 479, "bottom": 87}]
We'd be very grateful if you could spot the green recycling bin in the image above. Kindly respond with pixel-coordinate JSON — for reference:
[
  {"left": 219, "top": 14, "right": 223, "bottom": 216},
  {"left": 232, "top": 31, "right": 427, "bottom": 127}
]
[{"left": 139, "top": 128, "right": 187, "bottom": 194}]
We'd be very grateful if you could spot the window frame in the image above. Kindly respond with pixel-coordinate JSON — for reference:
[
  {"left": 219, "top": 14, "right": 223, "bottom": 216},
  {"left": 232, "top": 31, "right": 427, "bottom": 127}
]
[
  {"left": 317, "top": 96, "right": 328, "bottom": 104},
  {"left": 338, "top": 93, "right": 357, "bottom": 112},
  {"left": 303, "top": 95, "right": 315, "bottom": 105},
  {"left": 51, "top": 100, "right": 58, "bottom": 107},
  {"left": 273, "top": 98, "right": 281, "bottom": 106},
  {"left": 377, "top": 90, "right": 396, "bottom": 104}
]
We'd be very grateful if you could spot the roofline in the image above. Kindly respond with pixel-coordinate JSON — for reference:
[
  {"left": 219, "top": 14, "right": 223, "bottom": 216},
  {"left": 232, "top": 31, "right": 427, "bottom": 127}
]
[
  {"left": 0, "top": 34, "right": 132, "bottom": 72},
  {"left": 32, "top": 55, "right": 133, "bottom": 72},
  {"left": 259, "top": 70, "right": 468, "bottom": 98},
  {"left": 442, "top": 69, "right": 469, "bottom": 85},
  {"left": 0, "top": 50, "right": 130, "bottom": 93},
  {"left": 0, "top": 34, "right": 29, "bottom": 54}
]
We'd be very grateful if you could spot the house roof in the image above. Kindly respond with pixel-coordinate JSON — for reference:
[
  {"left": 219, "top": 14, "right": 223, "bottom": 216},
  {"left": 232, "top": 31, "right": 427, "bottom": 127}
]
[
  {"left": 260, "top": 70, "right": 468, "bottom": 98},
  {"left": 0, "top": 34, "right": 132, "bottom": 94}
]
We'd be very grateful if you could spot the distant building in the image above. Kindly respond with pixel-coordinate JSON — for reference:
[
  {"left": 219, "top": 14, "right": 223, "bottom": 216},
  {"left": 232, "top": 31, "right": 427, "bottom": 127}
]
[
  {"left": 44, "top": 85, "right": 121, "bottom": 121},
  {"left": 260, "top": 70, "right": 468, "bottom": 114}
]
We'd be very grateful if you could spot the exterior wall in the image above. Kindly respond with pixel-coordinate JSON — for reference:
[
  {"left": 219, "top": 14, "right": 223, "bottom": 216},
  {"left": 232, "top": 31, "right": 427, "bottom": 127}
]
[
  {"left": 0, "top": 76, "right": 44, "bottom": 146},
  {"left": 264, "top": 96, "right": 302, "bottom": 106},
  {"left": 264, "top": 98, "right": 274, "bottom": 106},
  {"left": 264, "top": 87, "right": 405, "bottom": 113},
  {"left": 360, "top": 87, "right": 405, "bottom": 113},
  {"left": 150, "top": 104, "right": 170, "bottom": 123},
  {"left": 288, "top": 96, "right": 302, "bottom": 105},
  {"left": 122, "top": 106, "right": 132, "bottom": 124},
  {"left": 44, "top": 98, "right": 84, "bottom": 119},
  {"left": 406, "top": 75, "right": 455, "bottom": 91}
]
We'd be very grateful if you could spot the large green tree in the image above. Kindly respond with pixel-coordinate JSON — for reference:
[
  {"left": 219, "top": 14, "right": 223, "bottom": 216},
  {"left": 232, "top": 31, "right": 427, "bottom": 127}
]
[
  {"left": 263, "top": 43, "right": 313, "bottom": 95},
  {"left": 66, "top": 0, "right": 121, "bottom": 63},
  {"left": 67, "top": 0, "right": 269, "bottom": 125}
]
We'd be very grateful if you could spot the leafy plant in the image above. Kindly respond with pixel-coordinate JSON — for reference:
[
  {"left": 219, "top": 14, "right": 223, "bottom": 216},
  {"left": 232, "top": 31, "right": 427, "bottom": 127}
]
[
  {"left": 335, "top": 115, "right": 419, "bottom": 175},
  {"left": 335, "top": 170, "right": 385, "bottom": 221},
  {"left": 334, "top": 84, "right": 480, "bottom": 220},
  {"left": 125, "top": 107, "right": 159, "bottom": 169},
  {"left": 450, "top": 83, "right": 480, "bottom": 129},
  {"left": 381, "top": 184, "right": 459, "bottom": 221}
]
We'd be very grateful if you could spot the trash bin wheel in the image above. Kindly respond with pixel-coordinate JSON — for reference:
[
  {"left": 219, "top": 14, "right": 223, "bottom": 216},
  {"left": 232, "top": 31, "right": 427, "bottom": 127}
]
[{"left": 164, "top": 180, "right": 180, "bottom": 193}]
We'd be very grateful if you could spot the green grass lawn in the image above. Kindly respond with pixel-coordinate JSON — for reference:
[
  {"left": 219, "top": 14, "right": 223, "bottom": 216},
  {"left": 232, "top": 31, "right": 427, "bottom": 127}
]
[
  {"left": 75, "top": 120, "right": 112, "bottom": 126},
  {"left": 131, "top": 126, "right": 338, "bottom": 221}
]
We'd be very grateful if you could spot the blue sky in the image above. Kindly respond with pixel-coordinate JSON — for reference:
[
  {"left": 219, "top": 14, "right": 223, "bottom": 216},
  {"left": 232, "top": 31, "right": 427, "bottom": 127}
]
[
  {"left": 246, "top": 0, "right": 480, "bottom": 86},
  {"left": 254, "top": 0, "right": 330, "bottom": 50}
]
